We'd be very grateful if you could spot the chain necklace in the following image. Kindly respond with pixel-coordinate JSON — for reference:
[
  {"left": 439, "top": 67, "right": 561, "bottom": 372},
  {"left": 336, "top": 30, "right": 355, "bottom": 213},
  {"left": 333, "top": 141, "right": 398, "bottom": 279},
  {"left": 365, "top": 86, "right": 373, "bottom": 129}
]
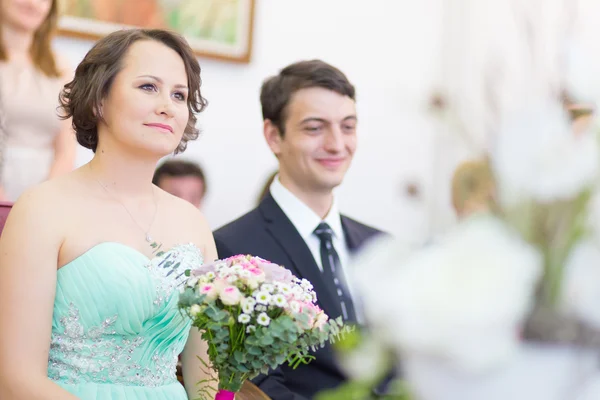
[{"left": 89, "top": 164, "right": 158, "bottom": 243}]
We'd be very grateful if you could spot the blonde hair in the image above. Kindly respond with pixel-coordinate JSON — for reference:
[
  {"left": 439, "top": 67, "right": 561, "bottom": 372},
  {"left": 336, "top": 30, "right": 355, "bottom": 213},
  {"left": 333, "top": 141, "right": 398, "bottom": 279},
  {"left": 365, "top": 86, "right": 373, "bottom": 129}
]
[
  {"left": 451, "top": 159, "right": 495, "bottom": 216},
  {"left": 0, "top": 0, "right": 61, "bottom": 77}
]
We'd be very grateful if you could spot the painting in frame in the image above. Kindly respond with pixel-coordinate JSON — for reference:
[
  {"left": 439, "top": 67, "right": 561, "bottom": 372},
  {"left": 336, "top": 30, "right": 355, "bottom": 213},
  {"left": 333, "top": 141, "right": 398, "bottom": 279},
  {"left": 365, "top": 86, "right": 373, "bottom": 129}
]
[{"left": 58, "top": 0, "right": 255, "bottom": 63}]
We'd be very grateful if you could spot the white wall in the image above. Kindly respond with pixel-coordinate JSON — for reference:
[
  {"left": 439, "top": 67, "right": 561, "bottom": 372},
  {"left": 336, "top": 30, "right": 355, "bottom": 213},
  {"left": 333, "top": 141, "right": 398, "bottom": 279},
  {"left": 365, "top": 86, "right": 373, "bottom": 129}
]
[{"left": 55, "top": 0, "right": 466, "bottom": 244}]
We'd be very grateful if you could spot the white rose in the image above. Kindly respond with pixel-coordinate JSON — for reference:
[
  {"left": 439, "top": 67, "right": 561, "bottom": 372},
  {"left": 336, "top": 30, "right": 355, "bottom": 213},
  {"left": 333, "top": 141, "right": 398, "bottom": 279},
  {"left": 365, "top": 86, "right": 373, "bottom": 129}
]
[{"left": 190, "top": 304, "right": 202, "bottom": 317}]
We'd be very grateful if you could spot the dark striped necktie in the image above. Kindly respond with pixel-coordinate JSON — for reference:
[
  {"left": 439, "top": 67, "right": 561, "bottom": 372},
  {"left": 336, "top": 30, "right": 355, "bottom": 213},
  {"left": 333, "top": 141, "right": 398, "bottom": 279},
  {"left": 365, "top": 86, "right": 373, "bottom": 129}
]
[{"left": 313, "top": 222, "right": 356, "bottom": 323}]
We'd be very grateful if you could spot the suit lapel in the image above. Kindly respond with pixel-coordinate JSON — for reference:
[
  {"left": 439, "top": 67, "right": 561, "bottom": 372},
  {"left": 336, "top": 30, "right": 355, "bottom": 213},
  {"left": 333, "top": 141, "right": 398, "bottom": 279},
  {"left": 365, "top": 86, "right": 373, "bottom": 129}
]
[
  {"left": 341, "top": 215, "right": 362, "bottom": 254},
  {"left": 259, "top": 194, "right": 342, "bottom": 318}
]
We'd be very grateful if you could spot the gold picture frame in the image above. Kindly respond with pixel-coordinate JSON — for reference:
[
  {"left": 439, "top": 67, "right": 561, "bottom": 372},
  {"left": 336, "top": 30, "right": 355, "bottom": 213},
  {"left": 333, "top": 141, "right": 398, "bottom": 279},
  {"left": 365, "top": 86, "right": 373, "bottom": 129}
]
[{"left": 58, "top": 0, "right": 255, "bottom": 63}]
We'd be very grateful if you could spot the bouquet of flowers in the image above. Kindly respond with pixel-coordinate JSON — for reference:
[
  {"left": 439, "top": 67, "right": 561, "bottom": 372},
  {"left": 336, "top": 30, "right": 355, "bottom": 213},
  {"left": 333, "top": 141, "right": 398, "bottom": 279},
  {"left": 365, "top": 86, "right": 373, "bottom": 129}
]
[{"left": 178, "top": 254, "right": 350, "bottom": 400}]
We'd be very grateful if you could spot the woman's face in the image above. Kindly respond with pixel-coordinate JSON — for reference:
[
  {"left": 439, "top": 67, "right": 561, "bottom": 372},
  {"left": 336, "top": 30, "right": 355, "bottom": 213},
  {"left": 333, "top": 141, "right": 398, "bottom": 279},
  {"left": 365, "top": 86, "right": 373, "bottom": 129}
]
[
  {"left": 98, "top": 39, "right": 191, "bottom": 158},
  {"left": 1, "top": 0, "right": 53, "bottom": 33}
]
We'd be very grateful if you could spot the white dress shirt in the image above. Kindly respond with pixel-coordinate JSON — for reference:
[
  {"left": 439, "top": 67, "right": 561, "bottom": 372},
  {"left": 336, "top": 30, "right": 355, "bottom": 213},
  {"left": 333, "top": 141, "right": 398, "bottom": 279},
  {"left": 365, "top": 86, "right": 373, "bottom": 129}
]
[{"left": 269, "top": 176, "right": 363, "bottom": 323}]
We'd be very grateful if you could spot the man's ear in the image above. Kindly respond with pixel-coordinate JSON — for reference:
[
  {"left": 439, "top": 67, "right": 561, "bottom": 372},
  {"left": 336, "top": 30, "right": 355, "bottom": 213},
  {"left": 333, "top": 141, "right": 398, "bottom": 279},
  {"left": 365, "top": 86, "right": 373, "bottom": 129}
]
[{"left": 264, "top": 119, "right": 283, "bottom": 156}]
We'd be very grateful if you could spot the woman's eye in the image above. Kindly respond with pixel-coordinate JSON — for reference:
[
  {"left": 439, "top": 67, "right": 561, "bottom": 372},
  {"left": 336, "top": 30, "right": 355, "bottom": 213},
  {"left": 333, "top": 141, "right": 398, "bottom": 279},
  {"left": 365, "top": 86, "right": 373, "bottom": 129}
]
[
  {"left": 139, "top": 83, "right": 157, "bottom": 92},
  {"left": 173, "top": 92, "right": 186, "bottom": 101}
]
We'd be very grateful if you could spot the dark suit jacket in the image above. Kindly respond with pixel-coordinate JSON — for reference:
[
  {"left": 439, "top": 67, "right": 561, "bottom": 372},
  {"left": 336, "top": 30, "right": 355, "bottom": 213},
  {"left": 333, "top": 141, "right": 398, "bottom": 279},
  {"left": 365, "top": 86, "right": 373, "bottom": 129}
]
[{"left": 213, "top": 193, "right": 384, "bottom": 400}]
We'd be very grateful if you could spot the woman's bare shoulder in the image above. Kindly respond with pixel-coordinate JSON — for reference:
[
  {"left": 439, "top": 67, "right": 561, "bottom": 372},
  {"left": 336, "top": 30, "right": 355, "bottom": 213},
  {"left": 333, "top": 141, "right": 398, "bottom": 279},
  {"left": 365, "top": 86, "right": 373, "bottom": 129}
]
[
  {"left": 13, "top": 172, "right": 85, "bottom": 215},
  {"left": 156, "top": 189, "right": 214, "bottom": 252}
]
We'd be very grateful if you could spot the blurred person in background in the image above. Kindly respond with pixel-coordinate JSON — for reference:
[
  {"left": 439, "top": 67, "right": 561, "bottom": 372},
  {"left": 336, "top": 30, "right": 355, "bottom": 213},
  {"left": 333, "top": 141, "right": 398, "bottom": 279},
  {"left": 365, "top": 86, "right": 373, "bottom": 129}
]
[
  {"left": 451, "top": 159, "right": 496, "bottom": 220},
  {"left": 153, "top": 159, "right": 207, "bottom": 209},
  {"left": 0, "top": 0, "right": 76, "bottom": 201}
]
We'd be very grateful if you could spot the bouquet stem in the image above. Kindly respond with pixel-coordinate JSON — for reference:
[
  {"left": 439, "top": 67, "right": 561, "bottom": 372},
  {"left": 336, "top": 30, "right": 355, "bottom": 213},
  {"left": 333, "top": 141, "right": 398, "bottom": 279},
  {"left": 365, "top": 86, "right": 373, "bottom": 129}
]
[
  {"left": 215, "top": 389, "right": 236, "bottom": 400},
  {"left": 216, "top": 370, "right": 245, "bottom": 398}
]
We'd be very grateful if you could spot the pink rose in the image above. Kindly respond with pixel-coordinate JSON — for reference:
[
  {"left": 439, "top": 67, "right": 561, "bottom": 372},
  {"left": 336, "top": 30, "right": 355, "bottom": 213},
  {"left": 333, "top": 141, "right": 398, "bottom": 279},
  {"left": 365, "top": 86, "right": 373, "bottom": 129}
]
[
  {"left": 220, "top": 285, "right": 243, "bottom": 306},
  {"left": 199, "top": 284, "right": 218, "bottom": 301},
  {"left": 245, "top": 267, "right": 266, "bottom": 283},
  {"left": 261, "top": 262, "right": 294, "bottom": 284}
]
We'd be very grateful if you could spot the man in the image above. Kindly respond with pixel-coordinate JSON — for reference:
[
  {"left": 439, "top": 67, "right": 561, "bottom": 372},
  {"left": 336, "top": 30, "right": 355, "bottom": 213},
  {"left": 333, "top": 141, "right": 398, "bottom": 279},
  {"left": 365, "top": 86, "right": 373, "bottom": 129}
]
[
  {"left": 153, "top": 159, "right": 207, "bottom": 209},
  {"left": 214, "top": 60, "right": 385, "bottom": 399}
]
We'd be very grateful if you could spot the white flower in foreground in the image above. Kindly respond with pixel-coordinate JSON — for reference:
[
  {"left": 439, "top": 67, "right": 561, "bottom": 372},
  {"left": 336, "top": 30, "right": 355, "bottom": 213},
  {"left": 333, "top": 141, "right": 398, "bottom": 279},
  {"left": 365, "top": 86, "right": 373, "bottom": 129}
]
[
  {"left": 190, "top": 304, "right": 202, "bottom": 317},
  {"left": 271, "top": 294, "right": 287, "bottom": 308},
  {"left": 562, "top": 239, "right": 600, "bottom": 330},
  {"left": 565, "top": 0, "right": 600, "bottom": 105},
  {"left": 586, "top": 191, "right": 600, "bottom": 248},
  {"left": 186, "top": 277, "right": 199, "bottom": 288},
  {"left": 300, "top": 279, "right": 313, "bottom": 290},
  {"left": 238, "top": 314, "right": 251, "bottom": 324},
  {"left": 337, "top": 334, "right": 390, "bottom": 382},
  {"left": 261, "top": 283, "right": 275, "bottom": 293},
  {"left": 254, "top": 291, "right": 272, "bottom": 305},
  {"left": 353, "top": 216, "right": 542, "bottom": 373},
  {"left": 491, "top": 101, "right": 599, "bottom": 206},
  {"left": 257, "top": 312, "right": 271, "bottom": 327}
]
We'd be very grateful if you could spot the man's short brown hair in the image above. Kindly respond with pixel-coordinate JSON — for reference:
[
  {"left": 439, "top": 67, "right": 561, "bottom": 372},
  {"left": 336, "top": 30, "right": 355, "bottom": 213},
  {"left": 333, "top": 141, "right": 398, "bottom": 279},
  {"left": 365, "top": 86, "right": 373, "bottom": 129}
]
[
  {"left": 153, "top": 160, "right": 207, "bottom": 196},
  {"left": 59, "top": 29, "right": 208, "bottom": 153},
  {"left": 260, "top": 60, "right": 355, "bottom": 136}
]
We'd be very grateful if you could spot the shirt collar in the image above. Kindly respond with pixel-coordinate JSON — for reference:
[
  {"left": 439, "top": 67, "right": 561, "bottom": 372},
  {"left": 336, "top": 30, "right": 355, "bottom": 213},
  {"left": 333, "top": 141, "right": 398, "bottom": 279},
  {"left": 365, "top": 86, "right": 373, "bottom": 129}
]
[{"left": 269, "top": 176, "right": 343, "bottom": 241}]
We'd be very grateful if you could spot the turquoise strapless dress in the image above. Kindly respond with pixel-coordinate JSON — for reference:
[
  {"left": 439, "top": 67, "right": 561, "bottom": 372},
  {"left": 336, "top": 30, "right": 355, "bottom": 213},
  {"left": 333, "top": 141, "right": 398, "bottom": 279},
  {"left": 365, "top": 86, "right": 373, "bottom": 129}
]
[{"left": 48, "top": 242, "right": 203, "bottom": 399}]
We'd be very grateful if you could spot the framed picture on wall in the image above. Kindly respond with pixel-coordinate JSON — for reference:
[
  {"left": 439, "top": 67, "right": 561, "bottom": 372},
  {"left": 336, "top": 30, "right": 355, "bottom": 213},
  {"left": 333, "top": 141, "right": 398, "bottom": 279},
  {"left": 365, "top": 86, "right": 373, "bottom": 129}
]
[{"left": 58, "top": 0, "right": 255, "bottom": 63}]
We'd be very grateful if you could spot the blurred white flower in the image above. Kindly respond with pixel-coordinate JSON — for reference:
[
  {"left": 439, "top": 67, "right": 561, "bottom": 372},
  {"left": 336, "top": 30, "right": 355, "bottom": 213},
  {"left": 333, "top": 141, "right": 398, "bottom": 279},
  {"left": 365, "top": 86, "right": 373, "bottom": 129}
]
[
  {"left": 491, "top": 101, "right": 599, "bottom": 206},
  {"left": 190, "top": 304, "right": 202, "bottom": 317},
  {"left": 353, "top": 216, "right": 542, "bottom": 373},
  {"left": 186, "top": 277, "right": 198, "bottom": 288},
  {"left": 271, "top": 294, "right": 287, "bottom": 308},
  {"left": 565, "top": 0, "right": 600, "bottom": 106},
  {"left": 238, "top": 314, "right": 251, "bottom": 324},
  {"left": 254, "top": 291, "right": 272, "bottom": 305},
  {"left": 562, "top": 239, "right": 600, "bottom": 330},
  {"left": 337, "top": 334, "right": 390, "bottom": 382},
  {"left": 261, "top": 283, "right": 275, "bottom": 293},
  {"left": 257, "top": 312, "right": 271, "bottom": 327},
  {"left": 586, "top": 190, "right": 600, "bottom": 246}
]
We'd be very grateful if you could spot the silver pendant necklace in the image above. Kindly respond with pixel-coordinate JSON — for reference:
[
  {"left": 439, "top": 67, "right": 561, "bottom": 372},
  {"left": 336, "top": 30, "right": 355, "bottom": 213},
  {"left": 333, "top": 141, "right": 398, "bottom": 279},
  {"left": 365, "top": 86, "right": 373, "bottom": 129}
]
[{"left": 89, "top": 164, "right": 158, "bottom": 243}]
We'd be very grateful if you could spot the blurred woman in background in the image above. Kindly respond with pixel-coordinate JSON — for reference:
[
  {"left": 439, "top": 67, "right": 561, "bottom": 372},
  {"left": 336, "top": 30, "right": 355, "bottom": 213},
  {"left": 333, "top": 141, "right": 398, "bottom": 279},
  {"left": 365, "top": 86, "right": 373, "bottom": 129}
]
[{"left": 0, "top": 0, "right": 76, "bottom": 201}]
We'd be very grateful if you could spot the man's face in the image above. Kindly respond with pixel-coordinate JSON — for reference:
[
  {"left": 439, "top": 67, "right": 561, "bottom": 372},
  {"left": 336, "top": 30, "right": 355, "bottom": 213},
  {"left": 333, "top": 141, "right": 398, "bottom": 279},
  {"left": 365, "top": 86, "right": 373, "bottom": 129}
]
[
  {"left": 158, "top": 175, "right": 205, "bottom": 208},
  {"left": 266, "top": 87, "right": 357, "bottom": 195}
]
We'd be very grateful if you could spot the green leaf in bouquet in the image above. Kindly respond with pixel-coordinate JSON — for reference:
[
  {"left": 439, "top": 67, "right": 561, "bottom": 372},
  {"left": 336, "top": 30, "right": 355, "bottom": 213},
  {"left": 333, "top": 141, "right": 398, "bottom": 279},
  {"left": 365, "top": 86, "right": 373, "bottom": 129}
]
[
  {"left": 184, "top": 268, "right": 191, "bottom": 277},
  {"left": 245, "top": 336, "right": 259, "bottom": 346},
  {"left": 279, "top": 316, "right": 298, "bottom": 331},
  {"left": 218, "top": 343, "right": 229, "bottom": 351},
  {"left": 251, "top": 358, "right": 263, "bottom": 370},
  {"left": 275, "top": 353, "right": 287, "bottom": 365},
  {"left": 246, "top": 345, "right": 262, "bottom": 356},
  {"left": 234, "top": 350, "right": 246, "bottom": 364},
  {"left": 216, "top": 327, "right": 230, "bottom": 340},
  {"left": 178, "top": 287, "right": 200, "bottom": 307},
  {"left": 236, "top": 364, "right": 250, "bottom": 373},
  {"left": 205, "top": 304, "right": 229, "bottom": 322},
  {"left": 284, "top": 331, "right": 298, "bottom": 342},
  {"left": 260, "top": 334, "right": 274, "bottom": 346}
]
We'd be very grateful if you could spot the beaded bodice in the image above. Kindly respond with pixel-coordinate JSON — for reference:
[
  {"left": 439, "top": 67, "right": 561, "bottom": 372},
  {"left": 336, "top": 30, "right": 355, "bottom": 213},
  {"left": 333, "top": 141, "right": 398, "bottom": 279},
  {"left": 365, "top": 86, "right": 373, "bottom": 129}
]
[{"left": 48, "top": 242, "right": 203, "bottom": 387}]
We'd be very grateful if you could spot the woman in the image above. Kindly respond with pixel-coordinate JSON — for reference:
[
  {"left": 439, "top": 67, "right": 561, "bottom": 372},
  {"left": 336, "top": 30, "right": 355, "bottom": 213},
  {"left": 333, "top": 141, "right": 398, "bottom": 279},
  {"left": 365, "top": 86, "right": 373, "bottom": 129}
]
[
  {"left": 0, "top": 0, "right": 76, "bottom": 201},
  {"left": 0, "top": 29, "right": 216, "bottom": 399}
]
